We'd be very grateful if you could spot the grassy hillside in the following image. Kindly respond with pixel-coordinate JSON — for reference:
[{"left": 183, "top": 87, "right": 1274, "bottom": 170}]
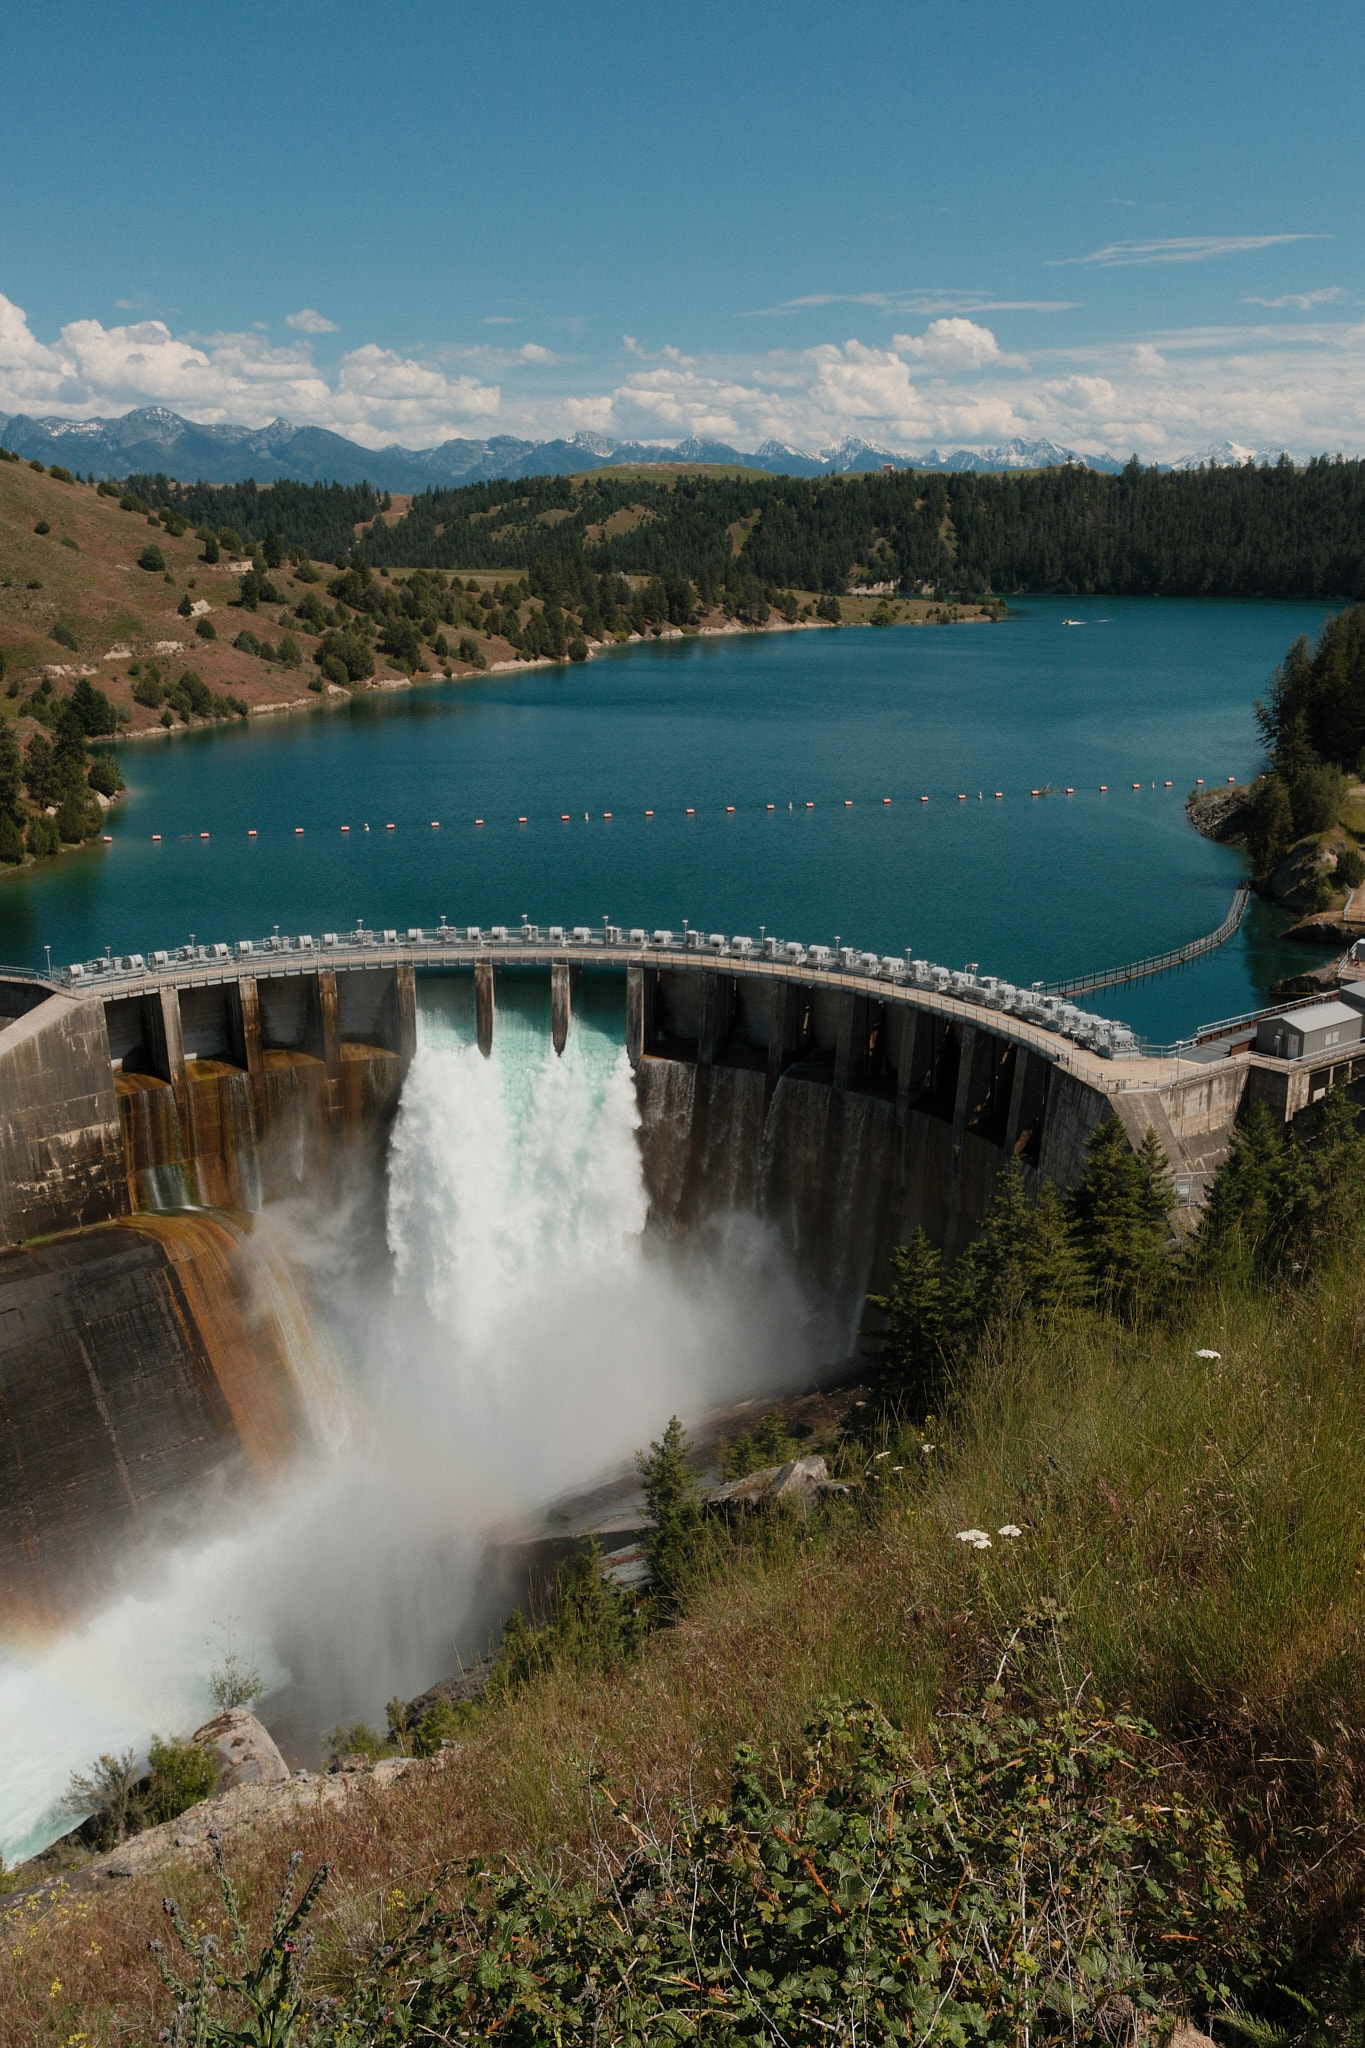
[{"left": 8, "top": 1110, "right": 1365, "bottom": 2040}]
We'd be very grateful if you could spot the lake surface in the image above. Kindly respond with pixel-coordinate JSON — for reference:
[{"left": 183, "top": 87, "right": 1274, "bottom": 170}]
[{"left": 0, "top": 595, "right": 1342, "bottom": 1042}]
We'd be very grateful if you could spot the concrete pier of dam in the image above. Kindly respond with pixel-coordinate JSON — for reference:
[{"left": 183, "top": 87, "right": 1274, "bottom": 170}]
[{"left": 1, "top": 927, "right": 1360, "bottom": 1624}]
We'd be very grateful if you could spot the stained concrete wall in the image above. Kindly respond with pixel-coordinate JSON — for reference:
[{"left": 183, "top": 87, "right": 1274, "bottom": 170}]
[
  {"left": 0, "top": 1213, "right": 315, "bottom": 1627},
  {"left": 0, "top": 993, "right": 128, "bottom": 1250}
]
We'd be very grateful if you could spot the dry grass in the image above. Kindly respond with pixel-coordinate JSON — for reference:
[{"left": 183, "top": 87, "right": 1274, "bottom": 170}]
[{"left": 7, "top": 1261, "right": 1365, "bottom": 2040}]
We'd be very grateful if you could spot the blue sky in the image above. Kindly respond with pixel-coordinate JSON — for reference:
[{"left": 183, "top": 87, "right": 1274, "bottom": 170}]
[{"left": 1, "top": 0, "right": 1362, "bottom": 459}]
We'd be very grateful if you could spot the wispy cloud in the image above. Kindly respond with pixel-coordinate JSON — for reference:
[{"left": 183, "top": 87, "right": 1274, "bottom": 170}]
[
  {"left": 285, "top": 308, "right": 339, "bottom": 333},
  {"left": 1244, "top": 286, "right": 1348, "bottom": 309},
  {"left": 1048, "top": 234, "right": 1324, "bottom": 268},
  {"left": 741, "top": 289, "right": 1078, "bottom": 317},
  {"left": 481, "top": 315, "right": 519, "bottom": 325}
]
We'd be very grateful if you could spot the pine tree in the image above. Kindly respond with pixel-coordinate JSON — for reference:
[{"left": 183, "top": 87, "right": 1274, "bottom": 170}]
[
  {"left": 1191, "top": 1101, "right": 1285, "bottom": 1282},
  {"left": 866, "top": 1229, "right": 947, "bottom": 1407},
  {"left": 637, "top": 1416, "right": 705, "bottom": 1611},
  {"left": 1066, "top": 1120, "right": 1173, "bottom": 1320}
]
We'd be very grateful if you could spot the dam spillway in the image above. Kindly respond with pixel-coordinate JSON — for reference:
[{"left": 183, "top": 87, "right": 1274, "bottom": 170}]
[{"left": 0, "top": 923, "right": 1355, "bottom": 1634}]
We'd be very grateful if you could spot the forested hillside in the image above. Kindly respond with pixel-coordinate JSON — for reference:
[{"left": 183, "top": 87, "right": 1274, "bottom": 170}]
[{"left": 130, "top": 457, "right": 1365, "bottom": 599}]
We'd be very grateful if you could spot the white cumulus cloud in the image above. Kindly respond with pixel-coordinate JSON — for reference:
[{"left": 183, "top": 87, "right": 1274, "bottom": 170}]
[
  {"left": 285, "top": 308, "right": 339, "bottom": 333},
  {"left": 893, "top": 318, "right": 1021, "bottom": 372}
]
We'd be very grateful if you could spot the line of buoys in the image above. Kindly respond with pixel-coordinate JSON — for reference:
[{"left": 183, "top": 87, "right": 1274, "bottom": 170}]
[{"left": 147, "top": 780, "right": 1213, "bottom": 847}]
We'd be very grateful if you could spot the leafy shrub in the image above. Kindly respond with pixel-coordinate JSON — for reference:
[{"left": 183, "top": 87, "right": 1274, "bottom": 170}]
[
  {"left": 319, "top": 654, "right": 349, "bottom": 688},
  {"left": 457, "top": 632, "right": 486, "bottom": 669},
  {"left": 217, "top": 526, "right": 241, "bottom": 552},
  {"left": 55, "top": 794, "right": 95, "bottom": 843},
  {"left": 165, "top": 669, "right": 246, "bottom": 722},
  {"left": 209, "top": 1644, "right": 264, "bottom": 1712},
  {"left": 97, "top": 479, "right": 120, "bottom": 497},
  {"left": 200, "top": 533, "right": 220, "bottom": 563},
  {"left": 29, "top": 458, "right": 45, "bottom": 472},
  {"left": 25, "top": 814, "right": 59, "bottom": 857},
  {"left": 277, "top": 632, "right": 302, "bottom": 669},
  {"left": 47, "top": 464, "right": 74, "bottom": 484},
  {"left": 141, "top": 1735, "right": 217, "bottom": 1826},
  {"left": 177, "top": 592, "right": 194, "bottom": 618},
  {"left": 718, "top": 1407, "right": 801, "bottom": 1479},
  {"left": 61, "top": 534, "right": 79, "bottom": 549},
  {"left": 64, "top": 1750, "right": 139, "bottom": 1850},
  {"left": 817, "top": 593, "right": 843, "bottom": 622},
  {"left": 1339, "top": 844, "right": 1365, "bottom": 888},
  {"left": 315, "top": 631, "right": 374, "bottom": 684},
  {"left": 568, "top": 631, "right": 589, "bottom": 661},
  {"left": 195, "top": 614, "right": 217, "bottom": 640},
  {"left": 233, "top": 628, "right": 265, "bottom": 657},
  {"left": 138, "top": 542, "right": 166, "bottom": 572},
  {"left": 294, "top": 558, "right": 320, "bottom": 582},
  {"left": 0, "top": 813, "right": 24, "bottom": 864},
  {"left": 33, "top": 518, "right": 50, "bottom": 535},
  {"left": 321, "top": 1721, "right": 391, "bottom": 1766},
  {"left": 87, "top": 755, "right": 123, "bottom": 798},
  {"left": 132, "top": 672, "right": 165, "bottom": 709},
  {"left": 1288, "top": 762, "right": 1347, "bottom": 836},
  {"left": 339, "top": 1698, "right": 1255, "bottom": 2047},
  {"left": 50, "top": 622, "right": 78, "bottom": 649}
]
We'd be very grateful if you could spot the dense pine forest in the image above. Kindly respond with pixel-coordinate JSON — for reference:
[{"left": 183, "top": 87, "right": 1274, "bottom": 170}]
[{"left": 129, "top": 457, "right": 1365, "bottom": 599}]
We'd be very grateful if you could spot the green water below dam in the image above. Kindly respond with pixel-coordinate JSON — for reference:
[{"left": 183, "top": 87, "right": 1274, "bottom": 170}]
[{"left": 0, "top": 595, "right": 1343, "bottom": 1043}]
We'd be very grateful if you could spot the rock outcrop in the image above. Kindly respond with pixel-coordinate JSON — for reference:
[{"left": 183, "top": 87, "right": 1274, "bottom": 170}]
[{"left": 191, "top": 1708, "right": 290, "bottom": 1795}]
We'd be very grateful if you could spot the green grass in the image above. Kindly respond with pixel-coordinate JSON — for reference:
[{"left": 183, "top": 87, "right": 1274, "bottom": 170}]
[{"left": 7, "top": 1257, "right": 1365, "bottom": 2040}]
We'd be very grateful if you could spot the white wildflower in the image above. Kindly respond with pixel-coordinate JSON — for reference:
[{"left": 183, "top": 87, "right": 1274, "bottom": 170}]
[
  {"left": 874, "top": 1451, "right": 890, "bottom": 1460},
  {"left": 955, "top": 1529, "right": 992, "bottom": 1548},
  {"left": 921, "top": 1443, "right": 936, "bottom": 1453},
  {"left": 997, "top": 1524, "right": 1023, "bottom": 1538},
  {"left": 1195, "top": 1348, "right": 1221, "bottom": 1360}
]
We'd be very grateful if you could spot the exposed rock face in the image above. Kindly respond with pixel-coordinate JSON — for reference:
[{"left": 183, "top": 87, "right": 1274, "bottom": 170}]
[
  {"left": 190, "top": 1709, "right": 290, "bottom": 1795},
  {"left": 709, "top": 1456, "right": 842, "bottom": 1510},
  {"left": 1186, "top": 785, "right": 1252, "bottom": 846}
]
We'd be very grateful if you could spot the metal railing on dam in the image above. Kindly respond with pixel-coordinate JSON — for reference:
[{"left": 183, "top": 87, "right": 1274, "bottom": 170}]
[
  {"left": 34, "top": 921, "right": 1148, "bottom": 1077},
  {"left": 1041, "top": 883, "right": 1252, "bottom": 999}
]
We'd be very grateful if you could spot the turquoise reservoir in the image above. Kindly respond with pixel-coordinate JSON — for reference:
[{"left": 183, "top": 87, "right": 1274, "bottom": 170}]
[{"left": 0, "top": 595, "right": 1341, "bottom": 1041}]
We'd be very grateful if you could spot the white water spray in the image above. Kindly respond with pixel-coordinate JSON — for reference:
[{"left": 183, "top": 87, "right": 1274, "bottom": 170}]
[{"left": 0, "top": 985, "right": 823, "bottom": 1863}]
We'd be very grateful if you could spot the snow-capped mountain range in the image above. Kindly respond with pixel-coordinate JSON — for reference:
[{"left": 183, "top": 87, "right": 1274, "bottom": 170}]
[{"left": 0, "top": 407, "right": 1295, "bottom": 491}]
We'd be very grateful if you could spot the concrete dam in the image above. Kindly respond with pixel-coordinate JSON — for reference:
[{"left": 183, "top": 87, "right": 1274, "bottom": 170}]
[{"left": 0, "top": 925, "right": 1351, "bottom": 1633}]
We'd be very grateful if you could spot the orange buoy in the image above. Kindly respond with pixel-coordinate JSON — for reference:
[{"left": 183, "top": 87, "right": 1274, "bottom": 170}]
[
  {"left": 1164, "top": 780, "right": 1172, "bottom": 787},
  {"left": 152, "top": 833, "right": 161, "bottom": 841},
  {"left": 766, "top": 803, "right": 775, "bottom": 810},
  {"left": 518, "top": 816, "right": 527, "bottom": 824},
  {"left": 200, "top": 831, "right": 209, "bottom": 839},
  {"left": 386, "top": 822, "right": 395, "bottom": 829},
  {"left": 431, "top": 820, "right": 440, "bottom": 828},
  {"left": 1065, "top": 787, "right": 1074, "bottom": 794},
  {"left": 248, "top": 828, "right": 257, "bottom": 836},
  {"left": 645, "top": 809, "right": 654, "bottom": 817},
  {"left": 686, "top": 807, "right": 695, "bottom": 815},
  {"left": 1132, "top": 783, "right": 1140, "bottom": 790},
  {"left": 883, "top": 797, "right": 892, "bottom": 805},
  {"left": 1227, "top": 775, "right": 1236, "bottom": 784},
  {"left": 957, "top": 793, "right": 966, "bottom": 802},
  {"left": 844, "top": 799, "right": 853, "bottom": 807},
  {"left": 920, "top": 795, "right": 928, "bottom": 803},
  {"left": 1099, "top": 785, "right": 1108, "bottom": 792},
  {"left": 725, "top": 804, "right": 735, "bottom": 813},
  {"left": 561, "top": 813, "right": 571, "bottom": 821},
  {"left": 295, "top": 826, "right": 304, "bottom": 835},
  {"left": 341, "top": 825, "right": 350, "bottom": 833},
  {"left": 1196, "top": 778, "right": 1204, "bottom": 785},
  {"left": 603, "top": 812, "right": 612, "bottom": 820},
  {"left": 994, "top": 791, "right": 1003, "bottom": 799},
  {"left": 102, "top": 834, "right": 112, "bottom": 843},
  {"left": 475, "top": 818, "right": 484, "bottom": 826},
  {"left": 805, "top": 801, "right": 814, "bottom": 809}
]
